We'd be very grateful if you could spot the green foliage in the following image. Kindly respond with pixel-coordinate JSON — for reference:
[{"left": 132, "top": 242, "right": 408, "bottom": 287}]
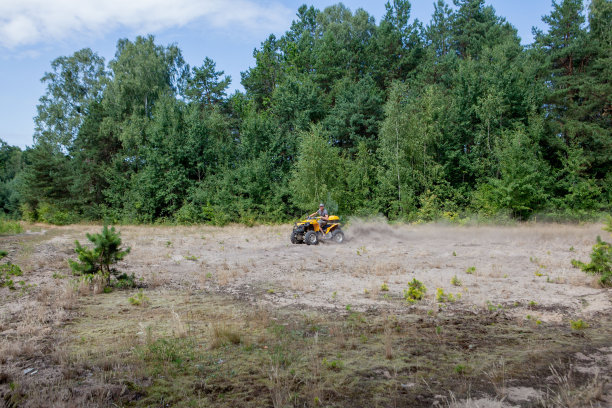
[
  {"left": 68, "top": 225, "right": 131, "bottom": 287},
  {"left": 403, "top": 278, "right": 426, "bottom": 303},
  {"left": 570, "top": 319, "right": 588, "bottom": 330},
  {"left": 571, "top": 236, "right": 611, "bottom": 286},
  {"left": 0, "top": 260, "right": 23, "bottom": 290},
  {"left": 0, "top": 219, "right": 23, "bottom": 235},
  {"left": 0, "top": 250, "right": 25, "bottom": 290},
  {"left": 604, "top": 215, "right": 612, "bottom": 233},
  {"left": 475, "top": 128, "right": 552, "bottom": 219},
  {"left": 185, "top": 57, "right": 231, "bottom": 106},
  {"left": 436, "top": 288, "right": 461, "bottom": 303},
  {"left": 322, "top": 357, "right": 344, "bottom": 371},
  {"left": 454, "top": 364, "right": 467, "bottom": 375},
  {"left": 0, "top": 140, "right": 24, "bottom": 216},
  {"left": 37, "top": 202, "right": 75, "bottom": 225},
  {"left": 290, "top": 124, "right": 343, "bottom": 212},
  {"left": 128, "top": 289, "right": 150, "bottom": 306},
  {"left": 1, "top": 2, "right": 609, "bottom": 224}
]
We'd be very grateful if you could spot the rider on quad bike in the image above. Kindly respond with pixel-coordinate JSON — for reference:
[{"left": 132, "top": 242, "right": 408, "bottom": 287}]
[
  {"left": 310, "top": 203, "right": 329, "bottom": 229},
  {"left": 291, "top": 203, "right": 344, "bottom": 245}
]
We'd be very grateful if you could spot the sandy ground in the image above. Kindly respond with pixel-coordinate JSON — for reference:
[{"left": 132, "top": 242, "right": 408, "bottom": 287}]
[
  {"left": 1, "top": 221, "right": 611, "bottom": 407},
  {"left": 30, "top": 221, "right": 609, "bottom": 320}
]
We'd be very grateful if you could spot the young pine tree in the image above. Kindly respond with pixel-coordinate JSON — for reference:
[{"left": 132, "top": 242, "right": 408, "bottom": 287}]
[{"left": 69, "top": 225, "right": 131, "bottom": 287}]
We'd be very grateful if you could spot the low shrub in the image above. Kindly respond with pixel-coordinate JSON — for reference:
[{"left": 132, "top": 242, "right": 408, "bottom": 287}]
[
  {"left": 128, "top": 290, "right": 150, "bottom": 306},
  {"left": 571, "top": 236, "right": 611, "bottom": 286},
  {"left": 0, "top": 251, "right": 23, "bottom": 289},
  {"left": 604, "top": 215, "right": 612, "bottom": 233},
  {"left": 37, "top": 202, "right": 75, "bottom": 225},
  {"left": 436, "top": 288, "right": 461, "bottom": 303},
  {"left": 174, "top": 202, "right": 201, "bottom": 225},
  {"left": 403, "top": 279, "right": 426, "bottom": 303},
  {"left": 0, "top": 219, "right": 23, "bottom": 235},
  {"left": 570, "top": 319, "right": 588, "bottom": 330}
]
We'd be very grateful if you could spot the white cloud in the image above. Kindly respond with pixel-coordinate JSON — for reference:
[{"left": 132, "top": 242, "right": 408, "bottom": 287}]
[{"left": 0, "top": 0, "right": 292, "bottom": 49}]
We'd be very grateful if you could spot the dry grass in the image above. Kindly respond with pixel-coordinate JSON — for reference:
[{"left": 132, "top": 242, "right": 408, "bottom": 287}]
[
  {"left": 384, "top": 321, "right": 393, "bottom": 360},
  {"left": 487, "top": 264, "right": 504, "bottom": 279},
  {"left": 368, "top": 282, "right": 380, "bottom": 299},
  {"left": 210, "top": 323, "right": 242, "bottom": 349},
  {"left": 539, "top": 363, "right": 606, "bottom": 408},
  {"left": 485, "top": 360, "right": 507, "bottom": 398},
  {"left": 170, "top": 308, "right": 188, "bottom": 338},
  {"left": 289, "top": 274, "right": 306, "bottom": 292},
  {"left": 1, "top": 222, "right": 610, "bottom": 407},
  {"left": 269, "top": 359, "right": 294, "bottom": 408},
  {"left": 149, "top": 271, "right": 169, "bottom": 288}
]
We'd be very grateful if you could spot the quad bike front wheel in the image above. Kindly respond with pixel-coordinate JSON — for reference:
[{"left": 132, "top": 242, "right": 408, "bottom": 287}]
[
  {"left": 304, "top": 230, "right": 319, "bottom": 245},
  {"left": 290, "top": 231, "right": 302, "bottom": 244},
  {"left": 332, "top": 230, "right": 344, "bottom": 244}
]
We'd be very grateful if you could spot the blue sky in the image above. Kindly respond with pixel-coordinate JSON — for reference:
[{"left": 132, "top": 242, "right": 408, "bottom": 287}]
[{"left": 0, "top": 0, "right": 560, "bottom": 149}]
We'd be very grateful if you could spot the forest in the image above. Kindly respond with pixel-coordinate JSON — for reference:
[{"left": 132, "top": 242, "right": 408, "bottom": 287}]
[{"left": 0, "top": 0, "right": 610, "bottom": 225}]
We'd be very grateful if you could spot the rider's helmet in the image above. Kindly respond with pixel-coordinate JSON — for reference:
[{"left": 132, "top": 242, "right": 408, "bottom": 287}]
[{"left": 319, "top": 203, "right": 324, "bottom": 207}]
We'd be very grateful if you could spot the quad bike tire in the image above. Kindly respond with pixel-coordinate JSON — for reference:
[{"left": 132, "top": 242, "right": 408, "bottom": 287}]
[
  {"left": 290, "top": 231, "right": 302, "bottom": 244},
  {"left": 304, "top": 230, "right": 319, "bottom": 245},
  {"left": 331, "top": 230, "right": 344, "bottom": 244}
]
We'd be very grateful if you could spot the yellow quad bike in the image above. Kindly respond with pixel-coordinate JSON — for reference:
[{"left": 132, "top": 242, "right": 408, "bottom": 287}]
[{"left": 291, "top": 215, "right": 344, "bottom": 245}]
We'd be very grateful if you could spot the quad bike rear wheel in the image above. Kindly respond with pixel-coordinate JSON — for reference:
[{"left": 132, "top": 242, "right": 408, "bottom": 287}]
[
  {"left": 304, "top": 230, "right": 319, "bottom": 245},
  {"left": 332, "top": 230, "right": 344, "bottom": 243}
]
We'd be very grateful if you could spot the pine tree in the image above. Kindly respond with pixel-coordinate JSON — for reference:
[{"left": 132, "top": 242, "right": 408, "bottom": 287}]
[{"left": 69, "top": 225, "right": 131, "bottom": 287}]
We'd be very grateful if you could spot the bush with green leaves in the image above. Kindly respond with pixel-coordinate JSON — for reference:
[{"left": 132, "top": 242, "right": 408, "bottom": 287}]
[
  {"left": 0, "top": 219, "right": 23, "bottom": 235},
  {"left": 604, "top": 215, "right": 612, "bottom": 233},
  {"left": 68, "top": 225, "right": 131, "bottom": 287},
  {"left": 37, "top": 202, "right": 75, "bottom": 225},
  {"left": 403, "top": 279, "right": 426, "bottom": 303},
  {"left": 0, "top": 250, "right": 23, "bottom": 289},
  {"left": 571, "top": 236, "right": 611, "bottom": 286}
]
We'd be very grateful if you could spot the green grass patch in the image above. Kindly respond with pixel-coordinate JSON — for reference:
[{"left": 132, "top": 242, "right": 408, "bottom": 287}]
[
  {"left": 0, "top": 219, "right": 23, "bottom": 235},
  {"left": 52, "top": 291, "right": 611, "bottom": 408}
]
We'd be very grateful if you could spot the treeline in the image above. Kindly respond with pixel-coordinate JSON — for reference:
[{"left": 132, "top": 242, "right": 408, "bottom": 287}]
[{"left": 0, "top": 0, "right": 610, "bottom": 224}]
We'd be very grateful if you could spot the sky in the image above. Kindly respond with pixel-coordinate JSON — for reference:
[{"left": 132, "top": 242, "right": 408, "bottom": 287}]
[{"left": 0, "top": 0, "right": 562, "bottom": 149}]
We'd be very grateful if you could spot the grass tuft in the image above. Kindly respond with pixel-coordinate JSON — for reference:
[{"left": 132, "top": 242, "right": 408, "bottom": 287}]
[{"left": 128, "top": 289, "right": 150, "bottom": 307}]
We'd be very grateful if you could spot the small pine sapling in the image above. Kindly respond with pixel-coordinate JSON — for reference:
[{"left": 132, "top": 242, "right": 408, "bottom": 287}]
[
  {"left": 570, "top": 319, "right": 588, "bottom": 330},
  {"left": 571, "top": 236, "right": 611, "bottom": 286},
  {"left": 403, "top": 279, "right": 426, "bottom": 303},
  {"left": 69, "top": 225, "right": 131, "bottom": 287}
]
